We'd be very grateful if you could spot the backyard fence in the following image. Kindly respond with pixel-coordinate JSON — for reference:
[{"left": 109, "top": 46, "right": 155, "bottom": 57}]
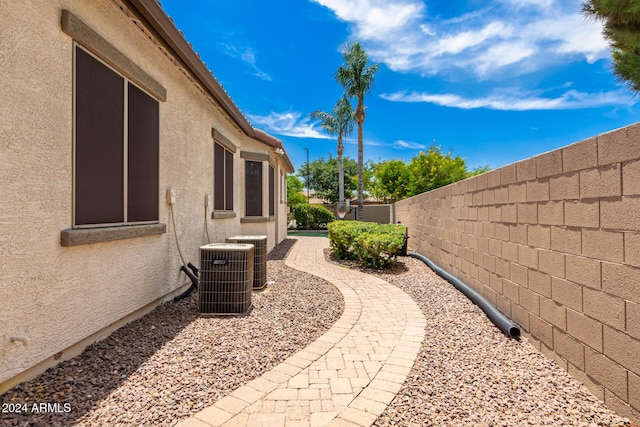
[
  {"left": 342, "top": 204, "right": 392, "bottom": 224},
  {"left": 395, "top": 122, "right": 640, "bottom": 422}
]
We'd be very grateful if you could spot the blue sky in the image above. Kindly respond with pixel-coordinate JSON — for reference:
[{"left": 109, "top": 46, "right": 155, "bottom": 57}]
[{"left": 160, "top": 0, "right": 639, "bottom": 172}]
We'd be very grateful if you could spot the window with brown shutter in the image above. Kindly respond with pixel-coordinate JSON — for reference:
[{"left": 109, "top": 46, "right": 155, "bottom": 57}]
[
  {"left": 269, "top": 165, "right": 275, "bottom": 217},
  {"left": 214, "top": 142, "right": 234, "bottom": 211},
  {"left": 128, "top": 83, "right": 159, "bottom": 222},
  {"left": 245, "top": 161, "right": 263, "bottom": 217},
  {"left": 74, "top": 45, "right": 159, "bottom": 227}
]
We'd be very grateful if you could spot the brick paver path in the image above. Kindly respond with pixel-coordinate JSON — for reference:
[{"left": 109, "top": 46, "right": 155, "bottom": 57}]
[{"left": 176, "top": 236, "right": 426, "bottom": 427}]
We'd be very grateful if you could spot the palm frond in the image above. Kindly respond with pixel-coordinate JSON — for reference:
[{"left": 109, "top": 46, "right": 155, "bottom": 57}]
[
  {"left": 309, "top": 110, "right": 338, "bottom": 136},
  {"left": 333, "top": 96, "right": 355, "bottom": 138},
  {"left": 334, "top": 42, "right": 380, "bottom": 98}
]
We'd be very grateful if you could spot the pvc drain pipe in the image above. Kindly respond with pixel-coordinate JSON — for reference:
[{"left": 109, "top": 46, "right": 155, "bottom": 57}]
[{"left": 409, "top": 252, "right": 521, "bottom": 339}]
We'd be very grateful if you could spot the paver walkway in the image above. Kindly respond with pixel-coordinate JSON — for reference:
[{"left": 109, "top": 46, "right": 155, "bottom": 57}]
[{"left": 176, "top": 237, "right": 426, "bottom": 427}]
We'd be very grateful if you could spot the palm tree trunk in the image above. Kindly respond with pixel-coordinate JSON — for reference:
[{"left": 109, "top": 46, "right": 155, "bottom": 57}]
[
  {"left": 357, "top": 120, "right": 364, "bottom": 221},
  {"left": 337, "top": 138, "right": 344, "bottom": 206},
  {"left": 356, "top": 99, "right": 365, "bottom": 221}
]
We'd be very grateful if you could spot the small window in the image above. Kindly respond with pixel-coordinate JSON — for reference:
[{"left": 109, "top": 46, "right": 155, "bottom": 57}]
[
  {"left": 280, "top": 171, "right": 284, "bottom": 203},
  {"left": 269, "top": 165, "right": 275, "bottom": 216},
  {"left": 245, "top": 160, "right": 263, "bottom": 216},
  {"left": 283, "top": 172, "right": 288, "bottom": 204},
  {"left": 74, "top": 45, "right": 159, "bottom": 227},
  {"left": 214, "top": 142, "right": 234, "bottom": 211}
]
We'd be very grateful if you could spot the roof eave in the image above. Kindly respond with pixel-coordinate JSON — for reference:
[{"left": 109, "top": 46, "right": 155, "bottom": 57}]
[
  {"left": 129, "top": 0, "right": 255, "bottom": 136},
  {"left": 253, "top": 129, "right": 295, "bottom": 173},
  {"left": 127, "top": 0, "right": 294, "bottom": 172}
]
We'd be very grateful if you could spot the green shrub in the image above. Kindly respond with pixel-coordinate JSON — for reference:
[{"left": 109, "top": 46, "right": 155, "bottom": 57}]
[
  {"left": 292, "top": 204, "right": 335, "bottom": 229},
  {"left": 328, "top": 220, "right": 379, "bottom": 259},
  {"left": 328, "top": 221, "right": 407, "bottom": 269}
]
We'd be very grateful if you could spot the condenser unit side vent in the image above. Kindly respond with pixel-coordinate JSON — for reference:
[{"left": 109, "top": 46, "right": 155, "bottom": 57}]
[{"left": 225, "top": 235, "right": 267, "bottom": 290}]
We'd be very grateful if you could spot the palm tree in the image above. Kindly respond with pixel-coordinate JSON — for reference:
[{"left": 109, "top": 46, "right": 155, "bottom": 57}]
[
  {"left": 335, "top": 42, "right": 380, "bottom": 221},
  {"left": 309, "top": 96, "right": 355, "bottom": 216}
]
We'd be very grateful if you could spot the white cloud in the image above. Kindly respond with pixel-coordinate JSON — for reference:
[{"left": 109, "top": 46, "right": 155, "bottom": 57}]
[
  {"left": 250, "top": 112, "right": 391, "bottom": 145},
  {"left": 381, "top": 89, "right": 634, "bottom": 111},
  {"left": 247, "top": 111, "right": 329, "bottom": 138},
  {"left": 312, "top": 0, "right": 424, "bottom": 42},
  {"left": 499, "top": 0, "right": 554, "bottom": 10},
  {"left": 420, "top": 24, "right": 435, "bottom": 36},
  {"left": 524, "top": 14, "right": 609, "bottom": 63},
  {"left": 311, "top": 0, "right": 610, "bottom": 78},
  {"left": 221, "top": 43, "right": 272, "bottom": 81},
  {"left": 343, "top": 137, "right": 385, "bottom": 147},
  {"left": 474, "top": 41, "right": 537, "bottom": 75},
  {"left": 433, "top": 22, "right": 508, "bottom": 56},
  {"left": 396, "top": 140, "right": 427, "bottom": 150},
  {"left": 311, "top": 0, "right": 629, "bottom": 115}
]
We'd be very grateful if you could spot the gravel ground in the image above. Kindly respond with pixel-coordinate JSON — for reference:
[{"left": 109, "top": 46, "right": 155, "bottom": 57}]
[
  {"left": 330, "top": 254, "right": 633, "bottom": 427},
  {"left": 1, "top": 239, "right": 343, "bottom": 427},
  {"left": 3, "top": 239, "right": 635, "bottom": 427}
]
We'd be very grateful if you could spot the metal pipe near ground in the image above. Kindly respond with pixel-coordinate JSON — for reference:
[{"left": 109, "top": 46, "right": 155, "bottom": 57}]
[{"left": 409, "top": 252, "right": 521, "bottom": 339}]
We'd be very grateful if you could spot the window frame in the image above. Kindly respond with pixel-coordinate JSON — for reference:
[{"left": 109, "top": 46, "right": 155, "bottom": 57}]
[
  {"left": 73, "top": 43, "right": 160, "bottom": 229},
  {"left": 280, "top": 170, "right": 285, "bottom": 204},
  {"left": 245, "top": 160, "right": 263, "bottom": 217},
  {"left": 269, "top": 164, "right": 275, "bottom": 217},
  {"left": 214, "top": 142, "right": 234, "bottom": 212},
  {"left": 240, "top": 151, "right": 270, "bottom": 222}
]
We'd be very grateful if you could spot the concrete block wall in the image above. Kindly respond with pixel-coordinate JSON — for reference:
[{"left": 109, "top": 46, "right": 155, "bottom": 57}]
[
  {"left": 342, "top": 204, "right": 392, "bottom": 223},
  {"left": 395, "top": 122, "right": 640, "bottom": 422}
]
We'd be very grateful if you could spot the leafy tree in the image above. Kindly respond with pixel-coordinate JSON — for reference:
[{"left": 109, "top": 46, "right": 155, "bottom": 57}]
[
  {"left": 365, "top": 147, "right": 491, "bottom": 202},
  {"left": 286, "top": 174, "right": 307, "bottom": 206},
  {"left": 469, "top": 165, "right": 493, "bottom": 176},
  {"left": 299, "top": 155, "right": 358, "bottom": 203},
  {"left": 369, "top": 159, "right": 412, "bottom": 203},
  {"left": 360, "top": 160, "right": 375, "bottom": 198},
  {"left": 408, "top": 146, "right": 470, "bottom": 195},
  {"left": 583, "top": 0, "right": 640, "bottom": 92},
  {"left": 344, "top": 161, "right": 375, "bottom": 202},
  {"left": 292, "top": 204, "right": 334, "bottom": 229},
  {"left": 335, "top": 42, "right": 380, "bottom": 220},
  {"left": 309, "top": 96, "right": 355, "bottom": 209}
]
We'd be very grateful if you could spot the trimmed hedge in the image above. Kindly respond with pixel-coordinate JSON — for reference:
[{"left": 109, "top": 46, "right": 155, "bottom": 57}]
[
  {"left": 328, "top": 221, "right": 407, "bottom": 269},
  {"left": 292, "top": 204, "right": 335, "bottom": 229}
]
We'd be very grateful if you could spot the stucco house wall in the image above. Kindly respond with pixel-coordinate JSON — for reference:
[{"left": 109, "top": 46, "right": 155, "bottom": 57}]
[
  {"left": 395, "top": 123, "right": 640, "bottom": 422},
  {"left": 0, "top": 0, "right": 293, "bottom": 392}
]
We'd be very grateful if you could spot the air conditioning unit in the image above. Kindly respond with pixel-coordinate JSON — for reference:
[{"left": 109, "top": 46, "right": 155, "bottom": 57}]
[
  {"left": 225, "top": 235, "right": 267, "bottom": 290},
  {"left": 199, "top": 243, "right": 254, "bottom": 315}
]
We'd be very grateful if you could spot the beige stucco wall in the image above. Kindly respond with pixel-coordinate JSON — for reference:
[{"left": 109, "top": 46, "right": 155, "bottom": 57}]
[
  {"left": 395, "top": 122, "right": 640, "bottom": 422},
  {"left": 0, "top": 0, "right": 290, "bottom": 390}
]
